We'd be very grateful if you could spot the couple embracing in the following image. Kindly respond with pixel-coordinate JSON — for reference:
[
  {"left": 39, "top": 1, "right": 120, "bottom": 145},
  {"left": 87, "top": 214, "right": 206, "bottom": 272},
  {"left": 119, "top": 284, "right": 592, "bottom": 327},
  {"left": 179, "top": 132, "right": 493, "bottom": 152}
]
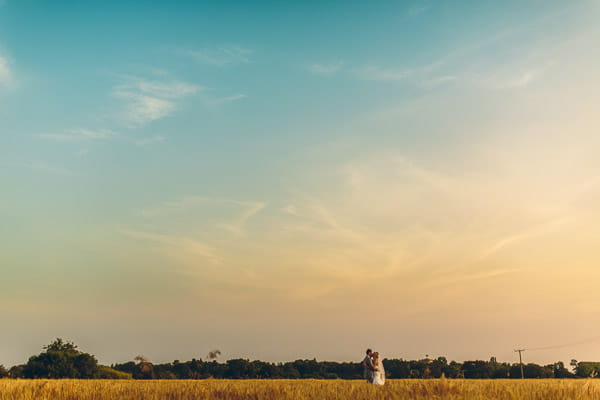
[{"left": 362, "top": 348, "right": 385, "bottom": 385}]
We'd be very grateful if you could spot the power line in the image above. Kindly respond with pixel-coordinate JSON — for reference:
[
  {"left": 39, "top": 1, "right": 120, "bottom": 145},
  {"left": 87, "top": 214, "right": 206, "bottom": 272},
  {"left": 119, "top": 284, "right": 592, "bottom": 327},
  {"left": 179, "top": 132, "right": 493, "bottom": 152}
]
[
  {"left": 524, "top": 336, "right": 600, "bottom": 352},
  {"left": 512, "top": 335, "right": 600, "bottom": 378}
]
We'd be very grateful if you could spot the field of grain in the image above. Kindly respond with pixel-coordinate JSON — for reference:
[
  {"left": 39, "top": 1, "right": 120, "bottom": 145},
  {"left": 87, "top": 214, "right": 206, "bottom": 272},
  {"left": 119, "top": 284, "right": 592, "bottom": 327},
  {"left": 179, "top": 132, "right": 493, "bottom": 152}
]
[{"left": 2, "top": 379, "right": 600, "bottom": 400}]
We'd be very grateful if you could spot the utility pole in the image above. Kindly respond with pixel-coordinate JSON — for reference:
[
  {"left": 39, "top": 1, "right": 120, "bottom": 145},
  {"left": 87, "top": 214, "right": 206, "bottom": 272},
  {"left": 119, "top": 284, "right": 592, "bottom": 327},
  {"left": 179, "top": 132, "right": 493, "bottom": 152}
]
[{"left": 514, "top": 349, "right": 525, "bottom": 379}]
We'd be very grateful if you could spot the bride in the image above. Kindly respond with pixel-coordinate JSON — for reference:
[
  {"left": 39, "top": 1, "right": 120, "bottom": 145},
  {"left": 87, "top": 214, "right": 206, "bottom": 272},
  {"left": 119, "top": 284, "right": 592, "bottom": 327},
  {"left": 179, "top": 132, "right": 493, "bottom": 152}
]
[{"left": 371, "top": 352, "right": 385, "bottom": 386}]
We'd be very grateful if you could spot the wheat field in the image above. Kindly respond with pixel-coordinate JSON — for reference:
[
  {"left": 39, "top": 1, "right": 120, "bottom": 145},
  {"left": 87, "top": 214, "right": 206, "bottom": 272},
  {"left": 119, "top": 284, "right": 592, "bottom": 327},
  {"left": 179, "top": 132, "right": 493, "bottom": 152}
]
[{"left": 2, "top": 379, "right": 600, "bottom": 400}]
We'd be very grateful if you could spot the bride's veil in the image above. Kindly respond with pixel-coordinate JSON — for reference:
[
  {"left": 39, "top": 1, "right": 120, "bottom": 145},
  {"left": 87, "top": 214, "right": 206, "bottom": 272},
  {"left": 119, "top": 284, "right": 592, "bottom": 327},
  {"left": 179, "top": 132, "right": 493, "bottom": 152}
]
[{"left": 378, "top": 355, "right": 385, "bottom": 383}]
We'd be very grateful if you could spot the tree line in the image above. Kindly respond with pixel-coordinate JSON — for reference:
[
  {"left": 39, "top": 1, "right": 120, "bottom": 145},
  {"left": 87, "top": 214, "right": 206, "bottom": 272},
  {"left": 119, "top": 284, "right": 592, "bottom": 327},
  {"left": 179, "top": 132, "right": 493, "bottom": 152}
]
[{"left": 1, "top": 339, "right": 598, "bottom": 380}]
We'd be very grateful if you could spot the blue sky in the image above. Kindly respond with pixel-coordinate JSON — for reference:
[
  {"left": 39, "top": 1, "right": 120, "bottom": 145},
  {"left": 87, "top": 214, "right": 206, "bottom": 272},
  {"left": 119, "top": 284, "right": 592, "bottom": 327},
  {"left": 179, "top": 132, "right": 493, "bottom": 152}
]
[{"left": 2, "top": 1, "right": 600, "bottom": 367}]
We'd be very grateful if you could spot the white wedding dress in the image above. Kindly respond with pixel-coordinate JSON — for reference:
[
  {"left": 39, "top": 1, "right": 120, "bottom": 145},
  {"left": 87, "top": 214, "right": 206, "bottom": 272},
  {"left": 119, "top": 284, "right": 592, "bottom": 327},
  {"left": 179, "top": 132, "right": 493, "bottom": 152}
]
[{"left": 372, "top": 360, "right": 385, "bottom": 386}]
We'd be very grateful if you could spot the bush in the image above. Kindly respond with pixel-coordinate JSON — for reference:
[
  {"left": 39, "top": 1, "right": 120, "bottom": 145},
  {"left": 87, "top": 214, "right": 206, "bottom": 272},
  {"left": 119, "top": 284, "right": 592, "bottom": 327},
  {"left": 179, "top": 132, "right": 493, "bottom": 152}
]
[{"left": 95, "top": 365, "right": 133, "bottom": 379}]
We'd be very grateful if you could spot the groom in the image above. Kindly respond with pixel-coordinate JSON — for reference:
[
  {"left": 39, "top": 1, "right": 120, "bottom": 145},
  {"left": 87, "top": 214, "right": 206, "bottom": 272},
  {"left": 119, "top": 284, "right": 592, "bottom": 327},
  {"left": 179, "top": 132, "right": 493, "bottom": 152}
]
[{"left": 362, "top": 348, "right": 375, "bottom": 383}]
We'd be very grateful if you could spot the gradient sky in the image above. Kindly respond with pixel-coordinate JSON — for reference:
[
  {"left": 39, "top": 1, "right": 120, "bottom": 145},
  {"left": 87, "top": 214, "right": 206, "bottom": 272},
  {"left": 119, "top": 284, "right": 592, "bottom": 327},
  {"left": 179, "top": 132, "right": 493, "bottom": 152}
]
[{"left": 2, "top": 0, "right": 600, "bottom": 368}]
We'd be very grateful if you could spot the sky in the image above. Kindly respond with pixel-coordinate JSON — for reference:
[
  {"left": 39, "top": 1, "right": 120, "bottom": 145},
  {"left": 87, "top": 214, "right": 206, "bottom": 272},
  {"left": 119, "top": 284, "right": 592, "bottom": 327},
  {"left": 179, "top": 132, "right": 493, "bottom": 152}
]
[{"left": 2, "top": 0, "right": 600, "bottom": 368}]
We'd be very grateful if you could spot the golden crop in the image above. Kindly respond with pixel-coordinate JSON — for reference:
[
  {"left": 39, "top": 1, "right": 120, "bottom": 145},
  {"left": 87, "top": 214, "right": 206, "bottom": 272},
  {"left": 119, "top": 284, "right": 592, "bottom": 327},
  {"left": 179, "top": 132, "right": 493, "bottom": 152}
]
[{"left": 1, "top": 379, "right": 600, "bottom": 400}]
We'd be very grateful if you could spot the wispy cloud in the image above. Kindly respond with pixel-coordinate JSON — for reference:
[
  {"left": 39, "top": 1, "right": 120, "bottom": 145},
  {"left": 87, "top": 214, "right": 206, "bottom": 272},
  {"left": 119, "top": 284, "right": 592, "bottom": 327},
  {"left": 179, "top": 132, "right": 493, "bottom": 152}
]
[
  {"left": 204, "top": 93, "right": 247, "bottom": 106},
  {"left": 74, "top": 148, "right": 89, "bottom": 157},
  {"left": 421, "top": 75, "right": 457, "bottom": 87},
  {"left": 282, "top": 204, "right": 300, "bottom": 216},
  {"left": 355, "top": 65, "right": 412, "bottom": 82},
  {"left": 308, "top": 61, "right": 343, "bottom": 75},
  {"left": 408, "top": 2, "right": 430, "bottom": 17},
  {"left": 218, "top": 201, "right": 266, "bottom": 236},
  {"left": 37, "top": 128, "right": 116, "bottom": 142},
  {"left": 350, "top": 15, "right": 559, "bottom": 90},
  {"left": 135, "top": 135, "right": 165, "bottom": 146},
  {"left": 0, "top": 53, "right": 15, "bottom": 88},
  {"left": 121, "top": 196, "right": 267, "bottom": 275},
  {"left": 423, "top": 268, "right": 520, "bottom": 289},
  {"left": 126, "top": 80, "right": 199, "bottom": 98},
  {"left": 116, "top": 92, "right": 173, "bottom": 125},
  {"left": 121, "top": 229, "right": 222, "bottom": 265},
  {"left": 502, "top": 70, "right": 539, "bottom": 88},
  {"left": 479, "top": 69, "right": 541, "bottom": 90},
  {"left": 21, "top": 161, "right": 78, "bottom": 176},
  {"left": 138, "top": 195, "right": 266, "bottom": 236},
  {"left": 268, "top": 146, "right": 591, "bottom": 294},
  {"left": 312, "top": 56, "right": 451, "bottom": 87},
  {"left": 477, "top": 216, "right": 573, "bottom": 261},
  {"left": 113, "top": 78, "right": 200, "bottom": 126},
  {"left": 184, "top": 46, "right": 252, "bottom": 67},
  {"left": 219, "top": 93, "right": 247, "bottom": 102}
]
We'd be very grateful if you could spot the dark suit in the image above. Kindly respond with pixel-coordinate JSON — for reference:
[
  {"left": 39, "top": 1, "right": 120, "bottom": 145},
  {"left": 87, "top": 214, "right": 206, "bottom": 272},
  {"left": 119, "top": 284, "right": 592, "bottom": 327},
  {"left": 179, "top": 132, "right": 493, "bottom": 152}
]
[{"left": 363, "top": 355, "right": 375, "bottom": 382}]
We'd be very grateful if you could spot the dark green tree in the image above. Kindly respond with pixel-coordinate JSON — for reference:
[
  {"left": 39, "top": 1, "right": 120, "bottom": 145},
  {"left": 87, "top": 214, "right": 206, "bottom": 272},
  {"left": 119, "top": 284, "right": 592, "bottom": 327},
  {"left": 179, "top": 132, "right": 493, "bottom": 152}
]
[
  {"left": 549, "top": 362, "right": 573, "bottom": 378},
  {"left": 575, "top": 362, "right": 600, "bottom": 378},
  {"left": 519, "top": 363, "right": 553, "bottom": 378},
  {"left": 22, "top": 338, "right": 99, "bottom": 378},
  {"left": 443, "top": 361, "right": 463, "bottom": 379},
  {"left": 8, "top": 365, "right": 24, "bottom": 378},
  {"left": 43, "top": 338, "right": 79, "bottom": 353},
  {"left": 463, "top": 361, "right": 494, "bottom": 379},
  {"left": 225, "top": 359, "right": 254, "bottom": 378}
]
